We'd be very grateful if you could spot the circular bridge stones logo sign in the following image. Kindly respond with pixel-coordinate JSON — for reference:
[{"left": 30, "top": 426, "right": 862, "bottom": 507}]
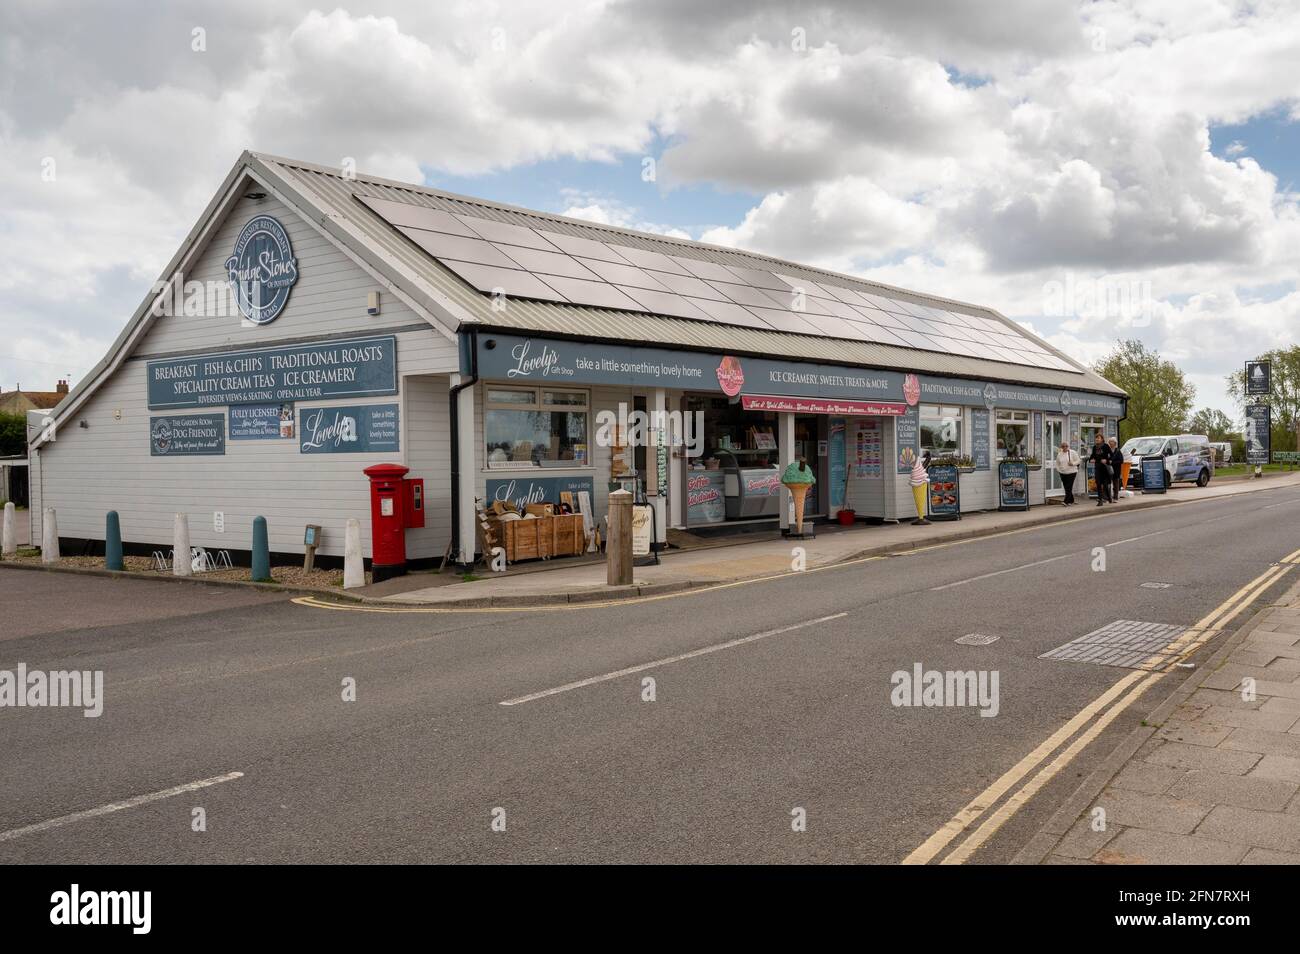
[
  {"left": 983, "top": 382, "right": 998, "bottom": 410},
  {"left": 1059, "top": 390, "right": 1072, "bottom": 413},
  {"left": 225, "top": 215, "right": 299, "bottom": 325},
  {"left": 150, "top": 418, "right": 173, "bottom": 455}
]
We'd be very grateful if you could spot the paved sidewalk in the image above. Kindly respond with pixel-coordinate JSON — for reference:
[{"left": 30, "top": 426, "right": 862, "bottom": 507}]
[
  {"left": 366, "top": 472, "right": 1300, "bottom": 606},
  {"left": 1040, "top": 581, "right": 1300, "bottom": 865}
]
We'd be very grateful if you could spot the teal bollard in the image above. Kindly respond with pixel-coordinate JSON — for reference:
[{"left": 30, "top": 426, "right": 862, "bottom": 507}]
[
  {"left": 251, "top": 516, "right": 271, "bottom": 582},
  {"left": 105, "top": 511, "right": 124, "bottom": 571}
]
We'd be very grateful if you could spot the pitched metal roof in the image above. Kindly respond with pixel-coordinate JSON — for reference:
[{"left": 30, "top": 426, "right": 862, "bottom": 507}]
[{"left": 252, "top": 152, "right": 1125, "bottom": 398}]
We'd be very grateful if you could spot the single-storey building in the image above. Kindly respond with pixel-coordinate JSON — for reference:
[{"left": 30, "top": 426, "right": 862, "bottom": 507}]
[{"left": 27, "top": 152, "right": 1126, "bottom": 567}]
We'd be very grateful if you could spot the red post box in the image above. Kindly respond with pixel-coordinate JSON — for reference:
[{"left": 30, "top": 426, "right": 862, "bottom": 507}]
[
  {"left": 404, "top": 478, "right": 425, "bottom": 529},
  {"left": 364, "top": 462, "right": 409, "bottom": 582}
]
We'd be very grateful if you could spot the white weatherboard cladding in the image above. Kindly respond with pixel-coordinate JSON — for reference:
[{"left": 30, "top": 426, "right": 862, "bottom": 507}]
[{"left": 30, "top": 191, "right": 459, "bottom": 559}]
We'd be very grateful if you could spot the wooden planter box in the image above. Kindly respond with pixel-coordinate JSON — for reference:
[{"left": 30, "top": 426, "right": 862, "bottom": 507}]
[{"left": 488, "top": 514, "right": 585, "bottom": 563}]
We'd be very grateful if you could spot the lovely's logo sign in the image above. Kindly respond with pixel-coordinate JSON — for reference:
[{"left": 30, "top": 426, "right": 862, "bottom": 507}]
[
  {"left": 506, "top": 339, "right": 560, "bottom": 378},
  {"left": 225, "top": 215, "right": 299, "bottom": 325},
  {"left": 301, "top": 408, "right": 358, "bottom": 450}
]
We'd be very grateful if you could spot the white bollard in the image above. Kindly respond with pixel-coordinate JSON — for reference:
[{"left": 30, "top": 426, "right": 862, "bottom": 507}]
[
  {"left": 1, "top": 501, "right": 15, "bottom": 558},
  {"left": 343, "top": 518, "right": 364, "bottom": 589},
  {"left": 42, "top": 507, "right": 60, "bottom": 564},
  {"left": 173, "top": 513, "right": 191, "bottom": 576}
]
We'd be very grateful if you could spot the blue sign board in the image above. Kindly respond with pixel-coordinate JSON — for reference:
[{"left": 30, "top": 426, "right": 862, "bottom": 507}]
[
  {"left": 225, "top": 215, "right": 299, "bottom": 325},
  {"left": 473, "top": 333, "right": 1127, "bottom": 415},
  {"left": 299, "top": 403, "right": 399, "bottom": 454},
  {"left": 486, "top": 474, "right": 595, "bottom": 512},
  {"left": 896, "top": 405, "right": 920, "bottom": 473},
  {"left": 998, "top": 459, "right": 1029, "bottom": 511},
  {"left": 1140, "top": 455, "right": 1167, "bottom": 494},
  {"left": 927, "top": 463, "right": 961, "bottom": 521},
  {"left": 150, "top": 413, "right": 225, "bottom": 456},
  {"left": 1245, "top": 403, "right": 1271, "bottom": 465},
  {"left": 147, "top": 335, "right": 397, "bottom": 409},
  {"left": 828, "top": 417, "right": 846, "bottom": 511},
  {"left": 229, "top": 402, "right": 294, "bottom": 440},
  {"left": 971, "top": 409, "right": 991, "bottom": 471}
]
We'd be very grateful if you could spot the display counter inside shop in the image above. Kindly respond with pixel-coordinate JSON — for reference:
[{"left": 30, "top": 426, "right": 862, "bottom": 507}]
[{"left": 711, "top": 448, "right": 781, "bottom": 520}]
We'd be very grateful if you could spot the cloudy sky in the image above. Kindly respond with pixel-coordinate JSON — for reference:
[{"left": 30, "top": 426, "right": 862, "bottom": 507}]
[{"left": 3, "top": 0, "right": 1298, "bottom": 415}]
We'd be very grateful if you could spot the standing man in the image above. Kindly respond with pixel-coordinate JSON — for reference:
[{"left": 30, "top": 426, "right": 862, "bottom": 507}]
[
  {"left": 1089, "top": 433, "right": 1112, "bottom": 506},
  {"left": 1057, "top": 440, "right": 1081, "bottom": 505},
  {"left": 1108, "top": 437, "right": 1125, "bottom": 502}
]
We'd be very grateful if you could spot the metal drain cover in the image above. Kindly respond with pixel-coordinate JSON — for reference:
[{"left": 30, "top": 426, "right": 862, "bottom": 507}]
[
  {"left": 955, "top": 633, "right": 1000, "bottom": 646},
  {"left": 1040, "top": 619, "right": 1191, "bottom": 670},
  {"left": 1140, "top": 581, "right": 1175, "bottom": 589}
]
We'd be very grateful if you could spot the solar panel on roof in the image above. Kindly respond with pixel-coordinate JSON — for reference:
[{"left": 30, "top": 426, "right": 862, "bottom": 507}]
[
  {"left": 800, "top": 313, "right": 874, "bottom": 342},
  {"left": 816, "top": 297, "right": 864, "bottom": 321},
  {"left": 534, "top": 232, "right": 631, "bottom": 264},
  {"left": 608, "top": 245, "right": 691, "bottom": 275},
  {"left": 708, "top": 281, "right": 785, "bottom": 308},
  {"left": 492, "top": 244, "right": 600, "bottom": 280},
  {"left": 438, "top": 259, "right": 569, "bottom": 303},
  {"left": 535, "top": 275, "right": 646, "bottom": 311},
  {"left": 652, "top": 271, "right": 730, "bottom": 301},
  {"left": 819, "top": 284, "right": 869, "bottom": 307},
  {"left": 455, "top": 215, "right": 560, "bottom": 251},
  {"left": 670, "top": 256, "right": 740, "bottom": 283},
  {"left": 578, "top": 257, "right": 670, "bottom": 291},
  {"left": 684, "top": 297, "right": 774, "bottom": 330},
  {"left": 398, "top": 227, "right": 520, "bottom": 268},
  {"left": 615, "top": 285, "right": 712, "bottom": 322},
  {"left": 746, "top": 307, "right": 823, "bottom": 336},
  {"left": 357, "top": 194, "right": 481, "bottom": 237},
  {"left": 722, "top": 265, "right": 793, "bottom": 291}
]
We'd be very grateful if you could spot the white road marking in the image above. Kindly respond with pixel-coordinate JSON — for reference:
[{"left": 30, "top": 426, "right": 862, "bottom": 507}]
[
  {"left": 929, "top": 553, "right": 1074, "bottom": 591},
  {"left": 500, "top": 613, "right": 848, "bottom": 706},
  {"left": 0, "top": 771, "right": 244, "bottom": 843}
]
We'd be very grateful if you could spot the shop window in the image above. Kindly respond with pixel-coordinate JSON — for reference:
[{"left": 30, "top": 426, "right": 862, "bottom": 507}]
[
  {"left": 1080, "top": 415, "right": 1106, "bottom": 451},
  {"left": 485, "top": 386, "right": 589, "bottom": 468},
  {"left": 995, "top": 410, "right": 1030, "bottom": 459},
  {"left": 921, "top": 404, "right": 962, "bottom": 457}
]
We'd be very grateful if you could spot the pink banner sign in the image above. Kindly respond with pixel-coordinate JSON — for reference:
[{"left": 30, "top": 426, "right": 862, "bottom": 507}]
[{"left": 740, "top": 394, "right": 908, "bottom": 416}]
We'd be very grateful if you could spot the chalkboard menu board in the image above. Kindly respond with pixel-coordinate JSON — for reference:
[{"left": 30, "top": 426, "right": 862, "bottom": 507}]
[
  {"left": 998, "top": 459, "right": 1030, "bottom": 511},
  {"left": 1245, "top": 404, "right": 1271, "bottom": 465},
  {"left": 926, "top": 464, "right": 961, "bottom": 521},
  {"left": 971, "top": 409, "right": 991, "bottom": 471},
  {"left": 1140, "top": 455, "right": 1167, "bottom": 494}
]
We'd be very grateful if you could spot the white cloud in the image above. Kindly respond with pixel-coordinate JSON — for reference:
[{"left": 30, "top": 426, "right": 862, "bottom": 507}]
[{"left": 1, "top": 0, "right": 1298, "bottom": 417}]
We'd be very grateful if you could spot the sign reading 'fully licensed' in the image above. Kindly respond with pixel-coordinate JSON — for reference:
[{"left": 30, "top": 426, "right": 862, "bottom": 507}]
[{"left": 147, "top": 335, "right": 397, "bottom": 409}]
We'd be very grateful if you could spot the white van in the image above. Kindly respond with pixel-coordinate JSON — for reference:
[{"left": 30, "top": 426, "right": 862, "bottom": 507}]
[
  {"left": 1208, "top": 441, "right": 1233, "bottom": 465},
  {"left": 1121, "top": 434, "right": 1214, "bottom": 488}
]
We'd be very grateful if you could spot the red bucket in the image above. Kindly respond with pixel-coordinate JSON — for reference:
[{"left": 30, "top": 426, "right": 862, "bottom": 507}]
[{"left": 836, "top": 509, "right": 856, "bottom": 526}]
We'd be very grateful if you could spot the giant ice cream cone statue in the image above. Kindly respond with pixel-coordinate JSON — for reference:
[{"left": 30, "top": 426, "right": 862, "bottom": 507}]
[{"left": 781, "top": 458, "right": 816, "bottom": 535}]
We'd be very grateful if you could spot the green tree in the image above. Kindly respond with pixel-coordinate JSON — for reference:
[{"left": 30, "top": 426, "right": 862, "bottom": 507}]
[
  {"left": 1093, "top": 340, "right": 1195, "bottom": 444},
  {"left": 0, "top": 412, "right": 26, "bottom": 457},
  {"left": 1225, "top": 346, "right": 1300, "bottom": 452},
  {"left": 1186, "top": 407, "right": 1235, "bottom": 441}
]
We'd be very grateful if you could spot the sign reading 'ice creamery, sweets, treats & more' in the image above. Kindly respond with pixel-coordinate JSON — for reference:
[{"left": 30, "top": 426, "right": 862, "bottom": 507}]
[{"left": 147, "top": 336, "right": 397, "bottom": 410}]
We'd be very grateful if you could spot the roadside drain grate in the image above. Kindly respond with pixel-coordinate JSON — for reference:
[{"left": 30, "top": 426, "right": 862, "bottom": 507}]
[
  {"left": 1140, "top": 581, "right": 1175, "bottom": 589},
  {"left": 955, "top": 633, "right": 1001, "bottom": 646},
  {"left": 1039, "top": 620, "right": 1191, "bottom": 670}
]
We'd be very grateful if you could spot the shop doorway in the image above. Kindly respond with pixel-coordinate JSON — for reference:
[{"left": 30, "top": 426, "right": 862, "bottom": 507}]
[
  {"left": 683, "top": 394, "right": 781, "bottom": 530},
  {"left": 1044, "top": 415, "right": 1065, "bottom": 496}
]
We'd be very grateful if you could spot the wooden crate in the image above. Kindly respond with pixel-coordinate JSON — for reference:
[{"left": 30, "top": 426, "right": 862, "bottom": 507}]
[{"left": 488, "top": 514, "right": 586, "bottom": 563}]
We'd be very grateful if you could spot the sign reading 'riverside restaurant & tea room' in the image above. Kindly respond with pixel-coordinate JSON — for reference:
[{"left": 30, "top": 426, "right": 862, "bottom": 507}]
[{"left": 147, "top": 336, "right": 397, "bottom": 409}]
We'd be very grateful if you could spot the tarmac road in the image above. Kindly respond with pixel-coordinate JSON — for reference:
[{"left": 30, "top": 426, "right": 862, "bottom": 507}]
[{"left": 2, "top": 481, "right": 1298, "bottom": 863}]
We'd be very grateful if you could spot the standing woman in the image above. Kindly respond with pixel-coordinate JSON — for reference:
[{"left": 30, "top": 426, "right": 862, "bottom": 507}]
[
  {"left": 1089, "top": 433, "right": 1112, "bottom": 506},
  {"left": 1056, "top": 440, "right": 1080, "bottom": 505}
]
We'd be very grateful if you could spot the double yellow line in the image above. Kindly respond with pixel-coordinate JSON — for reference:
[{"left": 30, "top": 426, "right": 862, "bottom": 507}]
[{"left": 902, "top": 548, "right": 1300, "bottom": 866}]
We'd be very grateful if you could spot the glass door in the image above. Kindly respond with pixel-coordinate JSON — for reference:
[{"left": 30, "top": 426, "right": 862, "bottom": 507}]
[{"left": 1044, "top": 416, "right": 1065, "bottom": 495}]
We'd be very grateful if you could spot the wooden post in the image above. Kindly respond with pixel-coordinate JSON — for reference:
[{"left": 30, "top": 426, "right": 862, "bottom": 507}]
[{"left": 607, "top": 489, "right": 633, "bottom": 586}]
